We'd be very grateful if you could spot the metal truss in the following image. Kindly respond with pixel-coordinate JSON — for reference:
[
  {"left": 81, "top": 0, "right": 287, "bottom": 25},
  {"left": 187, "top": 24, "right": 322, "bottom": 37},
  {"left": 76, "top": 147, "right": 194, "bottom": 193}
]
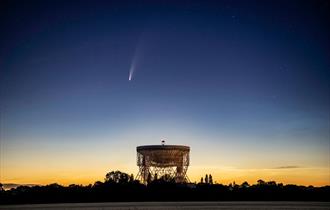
[{"left": 136, "top": 145, "right": 190, "bottom": 184}]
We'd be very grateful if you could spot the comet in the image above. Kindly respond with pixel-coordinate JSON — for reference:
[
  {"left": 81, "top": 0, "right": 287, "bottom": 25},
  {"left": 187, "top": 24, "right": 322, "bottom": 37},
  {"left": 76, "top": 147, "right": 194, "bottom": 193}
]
[
  {"left": 128, "top": 54, "right": 137, "bottom": 81},
  {"left": 128, "top": 33, "right": 145, "bottom": 81},
  {"left": 128, "top": 66, "right": 133, "bottom": 81}
]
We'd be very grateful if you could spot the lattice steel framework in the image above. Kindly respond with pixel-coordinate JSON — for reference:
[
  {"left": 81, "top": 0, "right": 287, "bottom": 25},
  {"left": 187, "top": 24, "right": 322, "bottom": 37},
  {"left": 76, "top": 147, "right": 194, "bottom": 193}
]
[{"left": 136, "top": 145, "right": 190, "bottom": 184}]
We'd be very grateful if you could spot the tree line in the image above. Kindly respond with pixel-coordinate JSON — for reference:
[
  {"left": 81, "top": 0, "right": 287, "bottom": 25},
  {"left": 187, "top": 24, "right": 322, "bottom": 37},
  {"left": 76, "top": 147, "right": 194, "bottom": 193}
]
[{"left": 0, "top": 170, "right": 329, "bottom": 204}]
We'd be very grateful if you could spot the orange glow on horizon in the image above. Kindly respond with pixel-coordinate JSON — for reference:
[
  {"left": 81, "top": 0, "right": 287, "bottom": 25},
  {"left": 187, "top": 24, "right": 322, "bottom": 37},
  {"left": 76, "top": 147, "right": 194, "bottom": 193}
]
[
  {"left": 2, "top": 165, "right": 329, "bottom": 187},
  {"left": 2, "top": 133, "right": 329, "bottom": 188}
]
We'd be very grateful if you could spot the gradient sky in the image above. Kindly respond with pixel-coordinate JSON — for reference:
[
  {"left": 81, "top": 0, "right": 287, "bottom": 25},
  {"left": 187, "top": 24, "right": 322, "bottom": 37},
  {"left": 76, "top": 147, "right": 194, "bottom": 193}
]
[{"left": 1, "top": 0, "right": 329, "bottom": 186}]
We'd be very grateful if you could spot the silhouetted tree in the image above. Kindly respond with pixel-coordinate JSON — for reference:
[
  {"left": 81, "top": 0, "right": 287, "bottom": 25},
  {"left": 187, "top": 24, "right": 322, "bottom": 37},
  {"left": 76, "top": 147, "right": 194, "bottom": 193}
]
[
  {"left": 228, "top": 183, "right": 233, "bottom": 191},
  {"left": 205, "top": 174, "right": 209, "bottom": 184},
  {"left": 120, "top": 172, "right": 129, "bottom": 183},
  {"left": 105, "top": 171, "right": 130, "bottom": 184},
  {"left": 267, "top": 181, "right": 277, "bottom": 186},
  {"left": 129, "top": 174, "right": 134, "bottom": 183},
  {"left": 147, "top": 172, "right": 152, "bottom": 184},
  {"left": 241, "top": 181, "right": 249, "bottom": 188},
  {"left": 68, "top": 184, "right": 81, "bottom": 189},
  {"left": 209, "top": 174, "right": 213, "bottom": 184},
  {"left": 93, "top": 181, "right": 103, "bottom": 187},
  {"left": 0, "top": 183, "right": 4, "bottom": 192},
  {"left": 1, "top": 170, "right": 329, "bottom": 204},
  {"left": 47, "top": 183, "right": 63, "bottom": 189},
  {"left": 257, "top": 179, "right": 266, "bottom": 185}
]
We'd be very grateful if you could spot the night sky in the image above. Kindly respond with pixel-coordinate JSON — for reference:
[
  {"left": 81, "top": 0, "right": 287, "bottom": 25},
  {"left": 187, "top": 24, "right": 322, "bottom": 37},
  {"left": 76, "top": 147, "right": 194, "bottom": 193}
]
[{"left": 1, "top": 0, "right": 329, "bottom": 186}]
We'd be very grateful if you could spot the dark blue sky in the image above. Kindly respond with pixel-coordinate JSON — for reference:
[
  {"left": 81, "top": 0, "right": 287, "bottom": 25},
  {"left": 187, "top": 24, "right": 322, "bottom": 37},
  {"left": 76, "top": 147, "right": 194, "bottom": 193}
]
[{"left": 0, "top": 0, "right": 329, "bottom": 185}]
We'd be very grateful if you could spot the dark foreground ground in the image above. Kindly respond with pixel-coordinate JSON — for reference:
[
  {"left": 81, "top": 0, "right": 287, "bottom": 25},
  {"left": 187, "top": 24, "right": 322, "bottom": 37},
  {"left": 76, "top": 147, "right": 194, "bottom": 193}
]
[{"left": 0, "top": 202, "right": 329, "bottom": 210}]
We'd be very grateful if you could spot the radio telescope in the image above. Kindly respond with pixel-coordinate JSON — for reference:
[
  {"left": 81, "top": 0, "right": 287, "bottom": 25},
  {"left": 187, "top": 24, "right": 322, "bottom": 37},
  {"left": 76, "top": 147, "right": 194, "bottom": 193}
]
[{"left": 136, "top": 142, "right": 190, "bottom": 184}]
